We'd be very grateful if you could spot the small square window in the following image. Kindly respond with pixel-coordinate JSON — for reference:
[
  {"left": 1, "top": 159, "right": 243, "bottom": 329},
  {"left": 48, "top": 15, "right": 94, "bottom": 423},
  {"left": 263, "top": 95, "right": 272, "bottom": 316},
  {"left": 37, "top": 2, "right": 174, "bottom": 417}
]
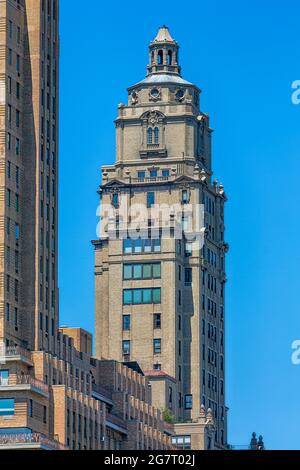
[
  {"left": 133, "top": 239, "right": 142, "bottom": 253},
  {"left": 123, "top": 239, "right": 132, "bottom": 254}
]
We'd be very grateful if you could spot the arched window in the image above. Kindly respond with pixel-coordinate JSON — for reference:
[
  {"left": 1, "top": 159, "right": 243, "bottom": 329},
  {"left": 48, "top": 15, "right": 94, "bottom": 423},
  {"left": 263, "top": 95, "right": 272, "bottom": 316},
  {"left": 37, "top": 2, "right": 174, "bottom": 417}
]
[
  {"left": 157, "top": 50, "right": 163, "bottom": 65},
  {"left": 154, "top": 127, "right": 159, "bottom": 144},
  {"left": 151, "top": 51, "right": 154, "bottom": 63},
  {"left": 168, "top": 50, "right": 172, "bottom": 65},
  {"left": 147, "top": 128, "right": 153, "bottom": 144}
]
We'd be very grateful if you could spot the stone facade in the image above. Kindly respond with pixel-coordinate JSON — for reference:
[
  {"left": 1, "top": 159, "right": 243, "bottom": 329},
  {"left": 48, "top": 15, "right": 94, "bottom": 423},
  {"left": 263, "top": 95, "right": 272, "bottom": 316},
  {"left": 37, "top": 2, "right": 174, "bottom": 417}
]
[{"left": 93, "top": 26, "right": 228, "bottom": 449}]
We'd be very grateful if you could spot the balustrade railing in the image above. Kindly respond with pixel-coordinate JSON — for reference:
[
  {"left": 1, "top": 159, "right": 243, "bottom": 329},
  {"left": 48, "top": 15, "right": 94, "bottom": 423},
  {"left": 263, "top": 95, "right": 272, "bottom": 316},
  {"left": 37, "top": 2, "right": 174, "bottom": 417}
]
[
  {"left": 0, "top": 375, "right": 49, "bottom": 394},
  {"left": 0, "top": 432, "right": 66, "bottom": 450},
  {"left": 4, "top": 346, "right": 32, "bottom": 361}
]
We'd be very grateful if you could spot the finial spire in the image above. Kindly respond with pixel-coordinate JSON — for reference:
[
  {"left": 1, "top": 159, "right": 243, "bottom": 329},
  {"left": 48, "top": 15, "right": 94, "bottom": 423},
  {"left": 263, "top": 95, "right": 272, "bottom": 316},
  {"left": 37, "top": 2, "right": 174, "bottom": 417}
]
[{"left": 153, "top": 25, "right": 175, "bottom": 43}]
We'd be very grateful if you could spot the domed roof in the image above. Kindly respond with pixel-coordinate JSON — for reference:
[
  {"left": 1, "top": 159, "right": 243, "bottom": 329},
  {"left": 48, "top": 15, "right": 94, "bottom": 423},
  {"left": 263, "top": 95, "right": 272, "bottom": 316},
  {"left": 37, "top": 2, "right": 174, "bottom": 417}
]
[{"left": 131, "top": 73, "right": 193, "bottom": 88}]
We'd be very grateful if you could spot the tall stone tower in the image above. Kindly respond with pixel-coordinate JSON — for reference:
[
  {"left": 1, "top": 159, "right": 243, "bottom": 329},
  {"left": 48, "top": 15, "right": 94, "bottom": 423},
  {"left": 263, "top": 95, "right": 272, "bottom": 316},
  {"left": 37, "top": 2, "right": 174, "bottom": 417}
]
[
  {"left": 0, "top": 0, "right": 59, "bottom": 354},
  {"left": 94, "top": 26, "right": 228, "bottom": 449}
]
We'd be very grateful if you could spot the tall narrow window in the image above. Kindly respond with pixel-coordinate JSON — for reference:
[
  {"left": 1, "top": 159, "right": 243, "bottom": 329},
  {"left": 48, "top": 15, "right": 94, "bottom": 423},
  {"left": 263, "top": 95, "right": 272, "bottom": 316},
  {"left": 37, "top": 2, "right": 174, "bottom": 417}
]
[
  {"left": 153, "top": 313, "right": 161, "bottom": 329},
  {"left": 112, "top": 193, "right": 119, "bottom": 208},
  {"left": 147, "top": 192, "right": 155, "bottom": 208},
  {"left": 0, "top": 370, "right": 9, "bottom": 386},
  {"left": 182, "top": 189, "right": 189, "bottom": 204},
  {"left": 157, "top": 50, "right": 163, "bottom": 64},
  {"left": 122, "top": 315, "right": 131, "bottom": 331},
  {"left": 14, "top": 308, "right": 18, "bottom": 329},
  {"left": 147, "top": 127, "right": 153, "bottom": 144},
  {"left": 154, "top": 127, "right": 159, "bottom": 144},
  {"left": 6, "top": 303, "right": 10, "bottom": 321},
  {"left": 168, "top": 50, "right": 172, "bottom": 65},
  {"left": 29, "top": 399, "right": 33, "bottom": 418},
  {"left": 122, "top": 340, "right": 130, "bottom": 356},
  {"left": 153, "top": 339, "right": 161, "bottom": 354},
  {"left": 184, "top": 394, "right": 193, "bottom": 410}
]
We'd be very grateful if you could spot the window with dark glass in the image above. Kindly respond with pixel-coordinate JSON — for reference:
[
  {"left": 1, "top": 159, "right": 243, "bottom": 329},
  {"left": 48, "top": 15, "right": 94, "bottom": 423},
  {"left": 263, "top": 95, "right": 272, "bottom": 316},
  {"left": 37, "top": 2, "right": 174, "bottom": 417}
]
[
  {"left": 111, "top": 193, "right": 119, "bottom": 208},
  {"left": 29, "top": 399, "right": 33, "bottom": 418},
  {"left": 153, "top": 313, "right": 161, "bottom": 329},
  {"left": 185, "top": 242, "right": 192, "bottom": 257},
  {"left": 168, "top": 387, "right": 173, "bottom": 405},
  {"left": 149, "top": 169, "right": 157, "bottom": 178},
  {"left": 147, "top": 192, "right": 155, "bottom": 208},
  {"left": 184, "top": 395, "right": 193, "bottom": 410},
  {"left": 123, "top": 238, "right": 161, "bottom": 254},
  {"left": 0, "top": 399, "right": 15, "bottom": 416},
  {"left": 153, "top": 339, "right": 161, "bottom": 354},
  {"left": 122, "top": 315, "right": 131, "bottom": 331},
  {"left": 147, "top": 127, "right": 153, "bottom": 144},
  {"left": 123, "top": 263, "right": 161, "bottom": 280},
  {"left": 122, "top": 340, "right": 130, "bottom": 356},
  {"left": 123, "top": 288, "right": 161, "bottom": 305},
  {"left": 182, "top": 189, "right": 189, "bottom": 204},
  {"left": 172, "top": 435, "right": 191, "bottom": 450},
  {"left": 0, "top": 370, "right": 9, "bottom": 386},
  {"left": 185, "top": 268, "right": 192, "bottom": 285}
]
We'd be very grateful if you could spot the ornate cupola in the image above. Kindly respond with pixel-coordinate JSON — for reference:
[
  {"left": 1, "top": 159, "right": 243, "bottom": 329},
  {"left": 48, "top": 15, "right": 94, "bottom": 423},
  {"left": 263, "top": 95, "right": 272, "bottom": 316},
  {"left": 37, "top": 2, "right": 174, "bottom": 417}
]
[{"left": 147, "top": 25, "right": 181, "bottom": 76}]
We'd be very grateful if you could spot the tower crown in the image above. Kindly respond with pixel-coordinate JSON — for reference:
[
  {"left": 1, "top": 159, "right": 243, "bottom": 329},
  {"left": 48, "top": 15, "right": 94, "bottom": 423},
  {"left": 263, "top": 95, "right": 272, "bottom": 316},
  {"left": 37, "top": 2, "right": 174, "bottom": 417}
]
[{"left": 147, "top": 26, "right": 181, "bottom": 76}]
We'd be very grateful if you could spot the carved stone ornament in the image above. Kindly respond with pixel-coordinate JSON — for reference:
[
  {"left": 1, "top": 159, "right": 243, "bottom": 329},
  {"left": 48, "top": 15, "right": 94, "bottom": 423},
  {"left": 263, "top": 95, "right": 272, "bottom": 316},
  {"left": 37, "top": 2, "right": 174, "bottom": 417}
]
[
  {"left": 148, "top": 111, "right": 160, "bottom": 126},
  {"left": 131, "top": 91, "right": 138, "bottom": 105},
  {"left": 149, "top": 87, "right": 161, "bottom": 102}
]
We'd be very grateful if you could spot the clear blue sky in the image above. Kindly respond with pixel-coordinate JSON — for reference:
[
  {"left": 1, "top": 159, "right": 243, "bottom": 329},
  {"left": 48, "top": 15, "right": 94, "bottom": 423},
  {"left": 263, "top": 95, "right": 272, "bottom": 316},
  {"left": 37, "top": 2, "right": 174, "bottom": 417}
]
[{"left": 58, "top": 0, "right": 300, "bottom": 450}]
